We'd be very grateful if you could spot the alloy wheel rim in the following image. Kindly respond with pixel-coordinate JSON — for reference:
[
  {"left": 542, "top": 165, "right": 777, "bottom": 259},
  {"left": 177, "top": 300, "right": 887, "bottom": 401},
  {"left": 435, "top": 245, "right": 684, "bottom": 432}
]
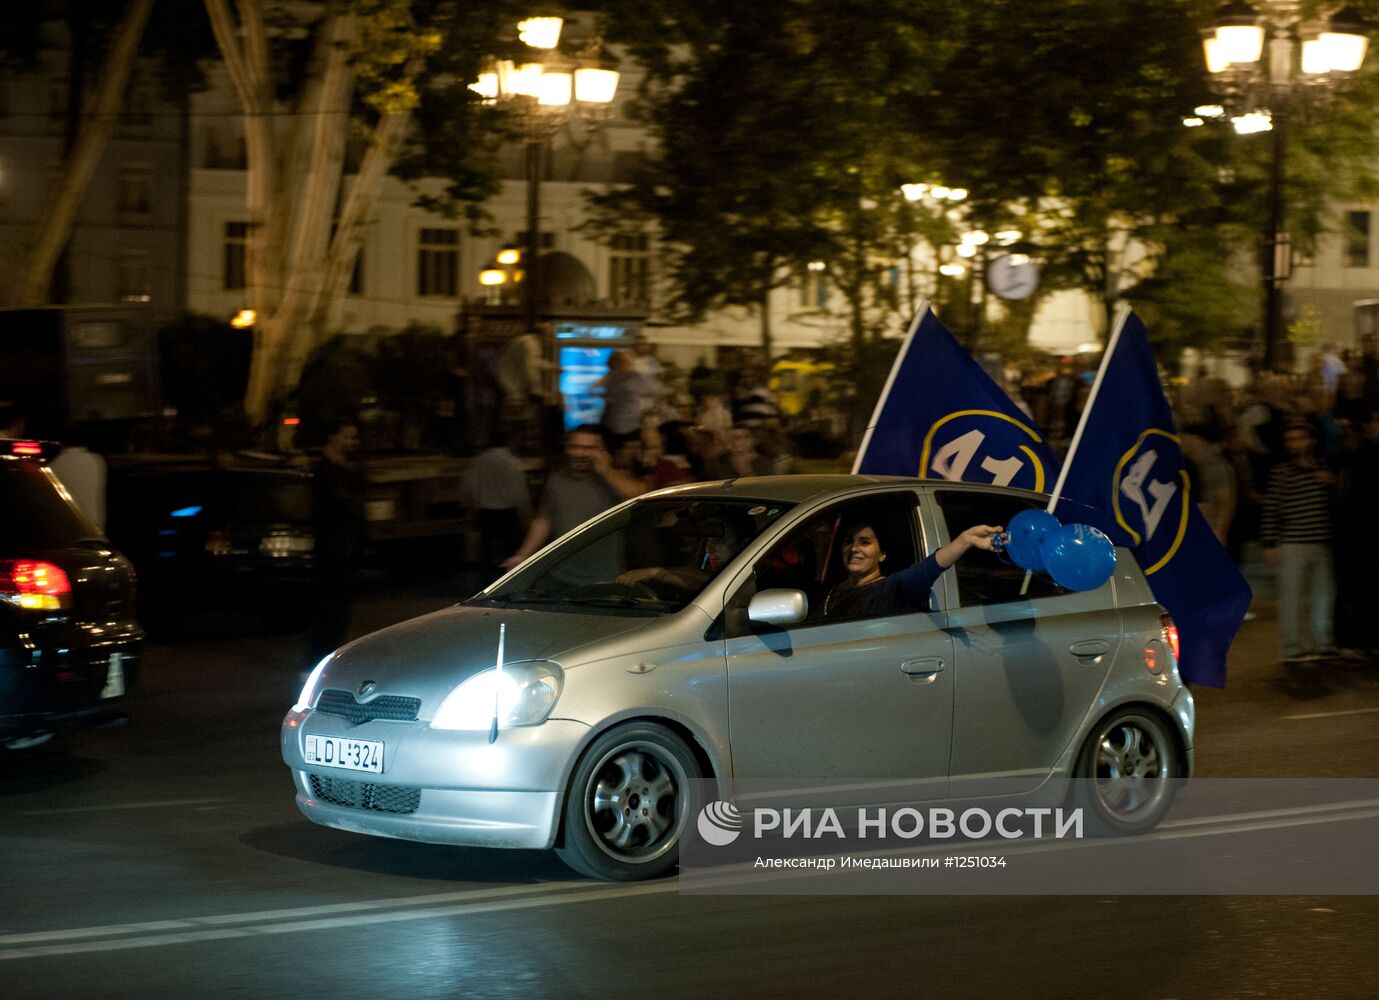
[
  {"left": 583, "top": 740, "right": 688, "bottom": 864},
  {"left": 1092, "top": 716, "right": 1171, "bottom": 821}
]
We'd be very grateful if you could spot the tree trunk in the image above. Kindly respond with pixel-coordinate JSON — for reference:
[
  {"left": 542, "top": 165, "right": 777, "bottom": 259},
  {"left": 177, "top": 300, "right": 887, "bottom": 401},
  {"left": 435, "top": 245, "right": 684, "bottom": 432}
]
[
  {"left": 290, "top": 65, "right": 421, "bottom": 387},
  {"left": 10, "top": 0, "right": 157, "bottom": 307},
  {"left": 207, "top": 0, "right": 419, "bottom": 427},
  {"left": 208, "top": 1, "right": 359, "bottom": 425}
]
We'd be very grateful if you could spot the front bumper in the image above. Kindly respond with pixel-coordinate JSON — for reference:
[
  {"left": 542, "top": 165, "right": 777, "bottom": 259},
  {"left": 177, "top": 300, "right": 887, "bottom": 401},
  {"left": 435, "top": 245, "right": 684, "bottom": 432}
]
[{"left": 282, "top": 710, "right": 592, "bottom": 850}]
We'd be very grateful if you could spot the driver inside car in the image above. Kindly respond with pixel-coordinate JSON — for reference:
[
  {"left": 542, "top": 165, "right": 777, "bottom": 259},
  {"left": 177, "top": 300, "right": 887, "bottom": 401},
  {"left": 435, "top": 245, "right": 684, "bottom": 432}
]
[{"left": 616, "top": 514, "right": 753, "bottom": 595}]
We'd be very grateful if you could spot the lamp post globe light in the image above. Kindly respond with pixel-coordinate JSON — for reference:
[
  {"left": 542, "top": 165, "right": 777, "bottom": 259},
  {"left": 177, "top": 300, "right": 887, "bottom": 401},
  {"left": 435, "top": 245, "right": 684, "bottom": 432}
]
[
  {"left": 1201, "top": 1, "right": 1370, "bottom": 371},
  {"left": 470, "top": 16, "right": 620, "bottom": 332}
]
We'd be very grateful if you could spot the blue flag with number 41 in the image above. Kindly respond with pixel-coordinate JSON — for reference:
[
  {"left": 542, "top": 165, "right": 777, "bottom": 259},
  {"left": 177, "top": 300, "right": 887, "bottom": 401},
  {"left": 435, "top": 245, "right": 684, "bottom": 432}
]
[
  {"left": 1052, "top": 311, "right": 1251, "bottom": 687},
  {"left": 853, "top": 304, "right": 1060, "bottom": 493}
]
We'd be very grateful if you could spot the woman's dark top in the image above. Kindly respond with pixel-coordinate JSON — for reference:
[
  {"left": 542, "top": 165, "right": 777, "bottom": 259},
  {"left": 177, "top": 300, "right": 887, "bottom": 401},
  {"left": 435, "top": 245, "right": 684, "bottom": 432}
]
[{"left": 814, "top": 553, "right": 944, "bottom": 621}]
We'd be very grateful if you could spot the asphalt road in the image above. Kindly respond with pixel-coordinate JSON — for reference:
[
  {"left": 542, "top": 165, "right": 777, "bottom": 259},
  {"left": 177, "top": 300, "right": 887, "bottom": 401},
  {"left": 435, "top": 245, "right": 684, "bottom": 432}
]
[{"left": 4, "top": 578, "right": 1379, "bottom": 1000}]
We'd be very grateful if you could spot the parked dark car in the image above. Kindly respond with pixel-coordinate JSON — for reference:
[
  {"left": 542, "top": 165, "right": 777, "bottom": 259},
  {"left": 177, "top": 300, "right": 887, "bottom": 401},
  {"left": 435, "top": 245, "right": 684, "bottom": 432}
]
[
  {"left": 1, "top": 439, "right": 142, "bottom": 749},
  {"left": 106, "top": 458, "right": 316, "bottom": 632}
]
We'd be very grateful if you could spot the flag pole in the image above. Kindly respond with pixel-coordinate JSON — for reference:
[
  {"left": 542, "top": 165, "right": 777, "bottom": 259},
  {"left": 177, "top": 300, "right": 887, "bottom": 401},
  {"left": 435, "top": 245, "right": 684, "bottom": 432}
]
[
  {"left": 851, "top": 300, "right": 931, "bottom": 474},
  {"left": 1019, "top": 303, "right": 1130, "bottom": 596},
  {"left": 1045, "top": 302, "right": 1132, "bottom": 516}
]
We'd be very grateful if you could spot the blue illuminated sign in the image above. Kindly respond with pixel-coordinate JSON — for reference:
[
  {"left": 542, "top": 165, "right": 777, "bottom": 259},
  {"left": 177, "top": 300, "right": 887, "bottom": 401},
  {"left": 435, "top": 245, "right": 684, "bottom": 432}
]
[
  {"left": 559, "top": 346, "right": 611, "bottom": 430},
  {"left": 554, "top": 323, "right": 631, "bottom": 340}
]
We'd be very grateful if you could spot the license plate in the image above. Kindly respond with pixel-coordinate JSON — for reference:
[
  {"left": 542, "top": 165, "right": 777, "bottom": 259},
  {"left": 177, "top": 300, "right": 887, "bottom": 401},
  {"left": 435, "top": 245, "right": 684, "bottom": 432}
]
[
  {"left": 304, "top": 735, "right": 384, "bottom": 774},
  {"left": 100, "top": 653, "right": 126, "bottom": 699}
]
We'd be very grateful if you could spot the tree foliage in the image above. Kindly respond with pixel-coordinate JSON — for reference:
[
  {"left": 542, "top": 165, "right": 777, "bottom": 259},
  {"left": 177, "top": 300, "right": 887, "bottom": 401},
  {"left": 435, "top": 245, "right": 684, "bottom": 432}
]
[
  {"left": 591, "top": 0, "right": 953, "bottom": 352},
  {"left": 594, "top": 0, "right": 1379, "bottom": 357}
]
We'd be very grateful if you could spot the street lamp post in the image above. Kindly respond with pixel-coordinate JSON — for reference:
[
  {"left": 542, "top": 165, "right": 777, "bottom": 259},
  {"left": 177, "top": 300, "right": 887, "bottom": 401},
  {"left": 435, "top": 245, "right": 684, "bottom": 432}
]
[
  {"left": 1202, "top": 1, "right": 1370, "bottom": 371},
  {"left": 471, "top": 18, "right": 620, "bottom": 332}
]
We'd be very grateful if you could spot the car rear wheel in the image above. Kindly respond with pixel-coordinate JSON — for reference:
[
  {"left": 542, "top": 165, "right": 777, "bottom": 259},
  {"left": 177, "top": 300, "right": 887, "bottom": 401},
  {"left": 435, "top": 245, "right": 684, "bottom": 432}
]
[
  {"left": 555, "top": 723, "right": 701, "bottom": 881},
  {"left": 1073, "top": 708, "right": 1181, "bottom": 835}
]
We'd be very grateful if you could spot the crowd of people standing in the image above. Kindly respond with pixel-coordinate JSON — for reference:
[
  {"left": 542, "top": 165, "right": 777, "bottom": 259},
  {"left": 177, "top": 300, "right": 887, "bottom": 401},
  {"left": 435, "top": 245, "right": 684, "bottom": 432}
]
[{"left": 1160, "top": 336, "right": 1379, "bottom": 667}]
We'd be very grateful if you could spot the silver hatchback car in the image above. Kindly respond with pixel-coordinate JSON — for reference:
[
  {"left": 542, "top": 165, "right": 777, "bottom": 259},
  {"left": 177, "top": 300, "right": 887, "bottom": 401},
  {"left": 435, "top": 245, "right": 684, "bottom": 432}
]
[{"left": 282, "top": 476, "right": 1193, "bottom": 880}]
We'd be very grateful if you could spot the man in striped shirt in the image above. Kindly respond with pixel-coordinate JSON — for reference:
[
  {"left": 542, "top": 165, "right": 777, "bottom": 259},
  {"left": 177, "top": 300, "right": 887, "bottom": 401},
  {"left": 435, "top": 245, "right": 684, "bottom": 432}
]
[{"left": 1262, "top": 421, "right": 1336, "bottom": 664}]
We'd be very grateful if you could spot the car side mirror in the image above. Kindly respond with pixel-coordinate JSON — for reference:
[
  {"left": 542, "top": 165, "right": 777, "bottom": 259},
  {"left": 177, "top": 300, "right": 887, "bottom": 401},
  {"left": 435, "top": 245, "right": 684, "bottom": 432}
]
[{"left": 747, "top": 588, "right": 808, "bottom": 627}]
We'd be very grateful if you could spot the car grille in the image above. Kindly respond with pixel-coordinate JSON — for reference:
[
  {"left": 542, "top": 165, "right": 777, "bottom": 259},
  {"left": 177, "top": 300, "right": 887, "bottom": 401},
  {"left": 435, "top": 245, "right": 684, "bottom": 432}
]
[
  {"left": 315, "top": 689, "right": 420, "bottom": 725},
  {"left": 308, "top": 774, "right": 421, "bottom": 814}
]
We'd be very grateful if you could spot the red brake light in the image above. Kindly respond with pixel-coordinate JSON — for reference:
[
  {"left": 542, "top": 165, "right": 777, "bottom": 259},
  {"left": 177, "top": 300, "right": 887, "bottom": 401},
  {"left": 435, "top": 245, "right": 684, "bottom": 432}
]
[
  {"left": 0, "top": 560, "right": 73, "bottom": 610},
  {"left": 1160, "top": 613, "right": 1180, "bottom": 661},
  {"left": 4, "top": 440, "right": 60, "bottom": 460}
]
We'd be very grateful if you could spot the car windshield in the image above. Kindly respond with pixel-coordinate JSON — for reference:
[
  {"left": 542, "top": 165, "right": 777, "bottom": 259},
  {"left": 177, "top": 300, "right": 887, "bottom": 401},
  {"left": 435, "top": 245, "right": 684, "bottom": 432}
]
[{"left": 474, "top": 497, "right": 793, "bottom": 615}]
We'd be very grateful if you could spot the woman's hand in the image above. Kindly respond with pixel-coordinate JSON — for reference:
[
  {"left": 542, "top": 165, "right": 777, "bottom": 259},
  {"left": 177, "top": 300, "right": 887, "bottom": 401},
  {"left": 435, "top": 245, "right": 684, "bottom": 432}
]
[
  {"left": 961, "top": 524, "right": 1004, "bottom": 552},
  {"left": 934, "top": 524, "right": 1005, "bottom": 568}
]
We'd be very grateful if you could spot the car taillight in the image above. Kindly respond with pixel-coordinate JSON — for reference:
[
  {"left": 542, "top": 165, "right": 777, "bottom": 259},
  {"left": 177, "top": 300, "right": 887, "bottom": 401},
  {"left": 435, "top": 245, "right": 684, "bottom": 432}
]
[
  {"left": 3, "top": 439, "right": 59, "bottom": 459},
  {"left": 1160, "top": 613, "right": 1180, "bottom": 661},
  {"left": 0, "top": 560, "right": 73, "bottom": 610}
]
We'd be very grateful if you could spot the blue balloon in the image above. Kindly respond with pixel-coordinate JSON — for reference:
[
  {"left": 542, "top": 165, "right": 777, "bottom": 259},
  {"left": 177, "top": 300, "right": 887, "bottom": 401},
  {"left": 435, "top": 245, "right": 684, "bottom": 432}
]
[
  {"left": 1041, "top": 523, "right": 1117, "bottom": 591},
  {"left": 1005, "top": 508, "right": 1060, "bottom": 572}
]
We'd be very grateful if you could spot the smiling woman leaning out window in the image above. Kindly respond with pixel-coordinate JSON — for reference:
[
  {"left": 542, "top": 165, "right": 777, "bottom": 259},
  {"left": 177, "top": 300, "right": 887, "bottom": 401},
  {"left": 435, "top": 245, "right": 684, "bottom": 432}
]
[{"left": 813, "top": 520, "right": 1003, "bottom": 621}]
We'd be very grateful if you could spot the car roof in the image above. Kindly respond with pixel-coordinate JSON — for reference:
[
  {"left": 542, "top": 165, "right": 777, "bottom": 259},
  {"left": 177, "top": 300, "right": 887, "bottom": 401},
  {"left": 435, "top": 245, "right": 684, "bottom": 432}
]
[
  {"left": 107, "top": 454, "right": 311, "bottom": 479},
  {"left": 642, "top": 474, "right": 1051, "bottom": 506}
]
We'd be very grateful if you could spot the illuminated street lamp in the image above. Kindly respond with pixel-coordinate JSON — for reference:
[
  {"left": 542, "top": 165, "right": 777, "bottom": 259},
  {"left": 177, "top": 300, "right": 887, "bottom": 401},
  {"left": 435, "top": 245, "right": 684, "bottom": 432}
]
[
  {"left": 1202, "top": 1, "right": 1370, "bottom": 370},
  {"left": 470, "top": 17, "right": 620, "bottom": 333}
]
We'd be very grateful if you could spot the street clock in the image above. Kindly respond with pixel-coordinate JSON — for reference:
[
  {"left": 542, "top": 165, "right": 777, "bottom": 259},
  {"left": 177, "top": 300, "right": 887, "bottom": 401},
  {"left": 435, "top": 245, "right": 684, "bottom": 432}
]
[{"left": 986, "top": 254, "right": 1040, "bottom": 301}]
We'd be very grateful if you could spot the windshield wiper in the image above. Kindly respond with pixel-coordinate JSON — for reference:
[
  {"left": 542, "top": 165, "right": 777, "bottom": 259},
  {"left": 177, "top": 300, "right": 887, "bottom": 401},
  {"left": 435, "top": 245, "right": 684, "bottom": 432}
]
[
  {"left": 564, "top": 595, "right": 676, "bottom": 610},
  {"left": 489, "top": 591, "right": 564, "bottom": 605}
]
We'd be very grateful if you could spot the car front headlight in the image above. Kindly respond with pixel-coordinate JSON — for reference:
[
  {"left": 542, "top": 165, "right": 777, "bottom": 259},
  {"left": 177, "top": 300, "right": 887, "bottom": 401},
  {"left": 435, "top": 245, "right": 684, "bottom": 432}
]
[
  {"left": 293, "top": 654, "right": 334, "bottom": 712},
  {"left": 430, "top": 661, "right": 564, "bottom": 731}
]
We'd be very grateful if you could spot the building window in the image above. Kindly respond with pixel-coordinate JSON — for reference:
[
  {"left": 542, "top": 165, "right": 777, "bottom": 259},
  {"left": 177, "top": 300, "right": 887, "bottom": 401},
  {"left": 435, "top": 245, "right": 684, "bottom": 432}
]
[
  {"left": 1346, "top": 210, "right": 1371, "bottom": 268},
  {"left": 117, "top": 166, "right": 153, "bottom": 225},
  {"left": 48, "top": 79, "right": 67, "bottom": 122},
  {"left": 224, "top": 221, "right": 248, "bottom": 290},
  {"left": 349, "top": 248, "right": 364, "bottom": 296},
  {"left": 798, "top": 264, "right": 829, "bottom": 308},
  {"left": 122, "top": 80, "right": 153, "bottom": 131},
  {"left": 117, "top": 250, "right": 152, "bottom": 302},
  {"left": 609, "top": 233, "right": 650, "bottom": 306},
  {"left": 417, "top": 227, "right": 459, "bottom": 297}
]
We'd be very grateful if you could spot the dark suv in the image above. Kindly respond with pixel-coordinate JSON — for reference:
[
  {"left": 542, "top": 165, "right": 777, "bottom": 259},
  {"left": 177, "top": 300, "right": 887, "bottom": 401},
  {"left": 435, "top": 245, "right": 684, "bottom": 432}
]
[{"left": 1, "top": 439, "right": 142, "bottom": 748}]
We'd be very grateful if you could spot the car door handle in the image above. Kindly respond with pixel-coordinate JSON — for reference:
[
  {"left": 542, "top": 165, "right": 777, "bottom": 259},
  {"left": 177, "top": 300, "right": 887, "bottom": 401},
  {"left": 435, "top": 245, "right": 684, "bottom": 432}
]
[
  {"left": 1069, "top": 640, "right": 1110, "bottom": 663},
  {"left": 901, "top": 658, "right": 945, "bottom": 683}
]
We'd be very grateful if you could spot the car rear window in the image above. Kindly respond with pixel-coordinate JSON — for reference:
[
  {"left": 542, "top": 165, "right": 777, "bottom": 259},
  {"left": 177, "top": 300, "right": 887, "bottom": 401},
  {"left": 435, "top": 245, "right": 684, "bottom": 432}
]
[
  {"left": 119, "top": 469, "right": 311, "bottom": 526},
  {"left": 225, "top": 473, "right": 311, "bottom": 523},
  {"left": 0, "top": 461, "right": 102, "bottom": 548}
]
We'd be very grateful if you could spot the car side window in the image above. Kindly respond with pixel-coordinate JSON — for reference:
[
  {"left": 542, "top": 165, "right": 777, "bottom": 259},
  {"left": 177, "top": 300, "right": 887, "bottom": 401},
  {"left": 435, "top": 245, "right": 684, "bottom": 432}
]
[
  {"left": 725, "top": 494, "right": 922, "bottom": 637},
  {"left": 934, "top": 490, "right": 1067, "bottom": 605}
]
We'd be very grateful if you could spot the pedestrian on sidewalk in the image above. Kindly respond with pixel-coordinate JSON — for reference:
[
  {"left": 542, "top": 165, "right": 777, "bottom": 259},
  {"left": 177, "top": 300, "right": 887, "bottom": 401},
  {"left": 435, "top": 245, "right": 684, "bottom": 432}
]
[{"left": 1261, "top": 420, "right": 1337, "bottom": 666}]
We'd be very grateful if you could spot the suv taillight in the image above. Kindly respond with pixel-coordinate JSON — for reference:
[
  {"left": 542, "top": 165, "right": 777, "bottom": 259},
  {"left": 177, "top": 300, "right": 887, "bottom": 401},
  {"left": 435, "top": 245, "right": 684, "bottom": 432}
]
[
  {"left": 1160, "top": 613, "right": 1180, "bottom": 661},
  {"left": 0, "top": 560, "right": 73, "bottom": 610}
]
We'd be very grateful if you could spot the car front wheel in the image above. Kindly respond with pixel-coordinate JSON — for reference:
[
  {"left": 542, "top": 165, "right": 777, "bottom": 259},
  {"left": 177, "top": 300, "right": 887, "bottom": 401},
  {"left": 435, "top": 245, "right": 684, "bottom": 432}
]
[
  {"left": 556, "top": 722, "right": 702, "bottom": 881},
  {"left": 1073, "top": 707, "right": 1181, "bottom": 835}
]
